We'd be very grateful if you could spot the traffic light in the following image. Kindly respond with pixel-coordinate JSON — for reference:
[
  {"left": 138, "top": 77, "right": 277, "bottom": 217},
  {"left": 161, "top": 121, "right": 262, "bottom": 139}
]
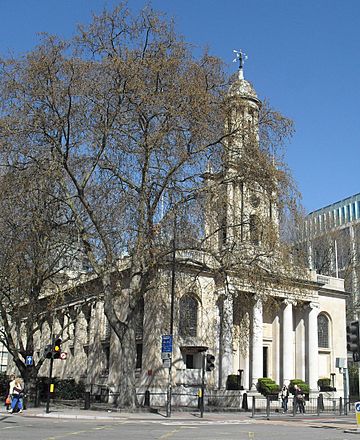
[
  {"left": 347, "top": 321, "right": 360, "bottom": 361},
  {"left": 44, "top": 344, "right": 52, "bottom": 359},
  {"left": 206, "top": 354, "right": 215, "bottom": 372},
  {"left": 53, "top": 338, "right": 62, "bottom": 359}
]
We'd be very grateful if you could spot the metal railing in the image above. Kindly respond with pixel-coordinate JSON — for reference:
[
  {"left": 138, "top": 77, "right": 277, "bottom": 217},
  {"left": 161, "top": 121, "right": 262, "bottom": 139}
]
[
  {"left": 82, "top": 386, "right": 355, "bottom": 419},
  {"left": 250, "top": 395, "right": 353, "bottom": 419}
]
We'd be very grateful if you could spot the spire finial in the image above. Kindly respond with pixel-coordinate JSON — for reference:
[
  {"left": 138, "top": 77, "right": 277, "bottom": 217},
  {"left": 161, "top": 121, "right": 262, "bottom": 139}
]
[{"left": 233, "top": 49, "right": 248, "bottom": 80}]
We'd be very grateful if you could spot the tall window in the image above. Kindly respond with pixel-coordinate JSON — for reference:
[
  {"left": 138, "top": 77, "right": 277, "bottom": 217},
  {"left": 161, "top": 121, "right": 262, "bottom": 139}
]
[
  {"left": 179, "top": 295, "right": 198, "bottom": 337},
  {"left": 318, "top": 314, "right": 329, "bottom": 348},
  {"left": 250, "top": 214, "right": 260, "bottom": 245}
]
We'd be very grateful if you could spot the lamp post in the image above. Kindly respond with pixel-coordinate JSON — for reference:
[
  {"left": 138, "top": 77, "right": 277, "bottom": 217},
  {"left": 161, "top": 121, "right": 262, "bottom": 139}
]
[{"left": 166, "top": 213, "right": 177, "bottom": 418}]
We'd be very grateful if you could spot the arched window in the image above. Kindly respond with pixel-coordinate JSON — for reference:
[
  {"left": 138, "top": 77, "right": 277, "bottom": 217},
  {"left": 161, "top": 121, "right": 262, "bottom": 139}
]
[
  {"left": 179, "top": 295, "right": 198, "bottom": 337},
  {"left": 318, "top": 314, "right": 329, "bottom": 348}
]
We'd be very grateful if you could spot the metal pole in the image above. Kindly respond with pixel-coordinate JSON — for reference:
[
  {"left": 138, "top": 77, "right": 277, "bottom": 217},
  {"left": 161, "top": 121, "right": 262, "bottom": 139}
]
[
  {"left": 343, "top": 368, "right": 349, "bottom": 415},
  {"left": 200, "top": 353, "right": 205, "bottom": 418},
  {"left": 340, "top": 396, "right": 343, "bottom": 415},
  {"left": 45, "top": 355, "right": 54, "bottom": 414},
  {"left": 166, "top": 215, "right": 177, "bottom": 418}
]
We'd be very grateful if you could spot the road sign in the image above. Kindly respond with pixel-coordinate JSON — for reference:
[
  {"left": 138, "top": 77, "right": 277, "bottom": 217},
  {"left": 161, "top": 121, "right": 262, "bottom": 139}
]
[
  {"left": 161, "top": 335, "right": 173, "bottom": 353},
  {"left": 163, "top": 358, "right": 171, "bottom": 368},
  {"left": 60, "top": 352, "right": 68, "bottom": 360},
  {"left": 161, "top": 352, "right": 171, "bottom": 360},
  {"left": 25, "top": 355, "right": 33, "bottom": 366},
  {"left": 355, "top": 401, "right": 360, "bottom": 429}
]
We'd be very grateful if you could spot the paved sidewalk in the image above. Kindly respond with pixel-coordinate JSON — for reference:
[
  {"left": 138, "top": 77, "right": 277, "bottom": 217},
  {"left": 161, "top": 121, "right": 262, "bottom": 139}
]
[
  {"left": 3, "top": 405, "right": 357, "bottom": 427},
  {"left": 17, "top": 407, "right": 258, "bottom": 422}
]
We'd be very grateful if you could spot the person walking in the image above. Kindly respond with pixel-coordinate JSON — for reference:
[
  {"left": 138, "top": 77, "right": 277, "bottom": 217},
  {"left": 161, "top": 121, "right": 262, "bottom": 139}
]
[
  {"left": 9, "top": 378, "right": 24, "bottom": 413},
  {"left": 6, "top": 374, "right": 15, "bottom": 412},
  {"left": 280, "top": 384, "right": 289, "bottom": 413},
  {"left": 294, "top": 384, "right": 305, "bottom": 414}
]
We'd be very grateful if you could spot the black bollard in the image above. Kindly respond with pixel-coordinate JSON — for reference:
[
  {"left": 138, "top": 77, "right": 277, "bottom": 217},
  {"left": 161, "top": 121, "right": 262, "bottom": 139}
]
[
  {"left": 144, "top": 390, "right": 150, "bottom": 407},
  {"left": 84, "top": 391, "right": 90, "bottom": 410}
]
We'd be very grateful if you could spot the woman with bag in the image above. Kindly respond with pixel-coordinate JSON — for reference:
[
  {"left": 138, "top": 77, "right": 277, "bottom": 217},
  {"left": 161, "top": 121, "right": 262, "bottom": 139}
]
[{"left": 9, "top": 378, "right": 24, "bottom": 413}]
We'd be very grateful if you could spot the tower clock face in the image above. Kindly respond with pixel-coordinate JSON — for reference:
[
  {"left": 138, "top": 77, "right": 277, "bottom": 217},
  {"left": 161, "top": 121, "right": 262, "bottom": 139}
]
[{"left": 250, "top": 194, "right": 260, "bottom": 208}]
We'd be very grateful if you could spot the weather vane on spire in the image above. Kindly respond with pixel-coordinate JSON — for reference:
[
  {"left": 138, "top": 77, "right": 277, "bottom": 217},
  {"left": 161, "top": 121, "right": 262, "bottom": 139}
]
[{"left": 233, "top": 49, "right": 248, "bottom": 79}]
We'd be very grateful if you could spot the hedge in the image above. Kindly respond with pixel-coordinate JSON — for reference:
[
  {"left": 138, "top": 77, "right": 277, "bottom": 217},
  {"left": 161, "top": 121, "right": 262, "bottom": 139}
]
[
  {"left": 289, "top": 379, "right": 309, "bottom": 395},
  {"left": 226, "top": 374, "right": 243, "bottom": 390},
  {"left": 257, "top": 378, "right": 280, "bottom": 396}
]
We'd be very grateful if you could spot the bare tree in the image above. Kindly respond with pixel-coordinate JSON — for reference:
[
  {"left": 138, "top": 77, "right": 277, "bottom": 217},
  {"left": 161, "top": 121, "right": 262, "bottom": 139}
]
[
  {"left": 0, "top": 166, "right": 78, "bottom": 400},
  {"left": 0, "top": 4, "right": 302, "bottom": 407}
]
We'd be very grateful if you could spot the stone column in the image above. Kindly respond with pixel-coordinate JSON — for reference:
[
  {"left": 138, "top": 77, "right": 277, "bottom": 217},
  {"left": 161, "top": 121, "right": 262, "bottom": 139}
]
[
  {"left": 282, "top": 300, "right": 295, "bottom": 384},
  {"left": 308, "top": 302, "right": 320, "bottom": 393},
  {"left": 218, "top": 294, "right": 233, "bottom": 389},
  {"left": 273, "top": 315, "right": 280, "bottom": 386},
  {"left": 295, "top": 315, "right": 306, "bottom": 380},
  {"left": 251, "top": 296, "right": 263, "bottom": 390}
]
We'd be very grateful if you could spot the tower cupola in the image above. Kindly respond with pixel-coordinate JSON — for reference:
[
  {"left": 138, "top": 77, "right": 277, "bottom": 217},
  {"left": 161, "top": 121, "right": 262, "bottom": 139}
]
[{"left": 228, "top": 50, "right": 260, "bottom": 106}]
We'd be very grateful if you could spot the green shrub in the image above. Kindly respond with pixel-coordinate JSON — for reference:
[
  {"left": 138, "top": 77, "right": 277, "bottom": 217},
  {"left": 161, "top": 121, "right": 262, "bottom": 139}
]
[
  {"left": 317, "top": 378, "right": 330, "bottom": 388},
  {"left": 226, "top": 374, "right": 243, "bottom": 390},
  {"left": 289, "top": 379, "right": 309, "bottom": 395},
  {"left": 54, "top": 379, "right": 85, "bottom": 400},
  {"left": 0, "top": 373, "right": 9, "bottom": 399},
  {"left": 257, "top": 378, "right": 280, "bottom": 396},
  {"left": 317, "top": 378, "right": 336, "bottom": 392},
  {"left": 35, "top": 377, "right": 85, "bottom": 401}
]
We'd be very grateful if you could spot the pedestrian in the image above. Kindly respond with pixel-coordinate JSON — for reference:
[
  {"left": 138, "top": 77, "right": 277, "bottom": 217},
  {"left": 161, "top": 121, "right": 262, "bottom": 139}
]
[
  {"left": 9, "top": 377, "right": 24, "bottom": 413},
  {"left": 294, "top": 384, "right": 305, "bottom": 413},
  {"left": 280, "top": 384, "right": 289, "bottom": 413},
  {"left": 6, "top": 374, "right": 15, "bottom": 412}
]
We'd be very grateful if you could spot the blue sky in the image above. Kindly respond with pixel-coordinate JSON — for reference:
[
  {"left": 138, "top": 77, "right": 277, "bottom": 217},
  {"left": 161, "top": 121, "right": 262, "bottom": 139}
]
[{"left": 1, "top": 0, "right": 359, "bottom": 213}]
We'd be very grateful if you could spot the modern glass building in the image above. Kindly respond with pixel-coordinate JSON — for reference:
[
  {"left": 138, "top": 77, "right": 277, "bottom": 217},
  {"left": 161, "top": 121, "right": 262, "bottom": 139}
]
[{"left": 304, "top": 192, "right": 360, "bottom": 312}]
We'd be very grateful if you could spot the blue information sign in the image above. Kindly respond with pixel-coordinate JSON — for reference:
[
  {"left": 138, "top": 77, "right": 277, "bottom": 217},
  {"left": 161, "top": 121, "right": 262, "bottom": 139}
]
[
  {"left": 161, "top": 335, "right": 173, "bottom": 353},
  {"left": 25, "top": 355, "right": 33, "bottom": 366}
]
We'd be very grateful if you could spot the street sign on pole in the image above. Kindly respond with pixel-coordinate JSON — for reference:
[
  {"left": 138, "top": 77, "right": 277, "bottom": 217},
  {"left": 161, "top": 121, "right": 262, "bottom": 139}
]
[
  {"left": 162, "top": 335, "right": 173, "bottom": 353},
  {"left": 161, "top": 352, "right": 171, "bottom": 360},
  {"left": 60, "top": 352, "right": 68, "bottom": 360},
  {"left": 355, "top": 401, "right": 360, "bottom": 430},
  {"left": 25, "top": 355, "right": 33, "bottom": 366},
  {"left": 163, "top": 359, "right": 171, "bottom": 368}
]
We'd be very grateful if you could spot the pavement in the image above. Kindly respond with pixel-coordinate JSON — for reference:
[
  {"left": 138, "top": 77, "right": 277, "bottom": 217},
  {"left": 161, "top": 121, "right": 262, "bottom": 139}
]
[{"left": 2, "top": 404, "right": 359, "bottom": 430}]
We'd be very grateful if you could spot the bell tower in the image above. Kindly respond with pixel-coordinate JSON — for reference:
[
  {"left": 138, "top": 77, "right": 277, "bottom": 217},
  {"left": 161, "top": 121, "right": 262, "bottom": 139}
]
[{"left": 205, "top": 51, "right": 279, "bottom": 254}]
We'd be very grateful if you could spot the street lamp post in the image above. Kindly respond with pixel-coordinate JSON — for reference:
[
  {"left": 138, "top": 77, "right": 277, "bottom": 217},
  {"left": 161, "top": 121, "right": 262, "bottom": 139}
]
[{"left": 166, "top": 214, "right": 177, "bottom": 418}]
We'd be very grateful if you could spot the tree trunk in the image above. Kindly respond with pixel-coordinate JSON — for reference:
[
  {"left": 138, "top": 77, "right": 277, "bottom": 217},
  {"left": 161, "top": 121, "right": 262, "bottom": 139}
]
[
  {"left": 23, "top": 365, "right": 39, "bottom": 407},
  {"left": 118, "top": 323, "right": 137, "bottom": 408}
]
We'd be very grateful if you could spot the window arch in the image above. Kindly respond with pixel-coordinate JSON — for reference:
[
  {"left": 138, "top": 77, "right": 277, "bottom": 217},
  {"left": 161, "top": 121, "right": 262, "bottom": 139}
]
[
  {"left": 318, "top": 314, "right": 330, "bottom": 348},
  {"left": 179, "top": 294, "right": 198, "bottom": 337}
]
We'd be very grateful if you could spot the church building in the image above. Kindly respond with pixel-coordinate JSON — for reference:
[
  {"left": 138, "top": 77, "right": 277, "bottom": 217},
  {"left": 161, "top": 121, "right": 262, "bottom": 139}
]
[{"left": 10, "top": 56, "right": 348, "bottom": 406}]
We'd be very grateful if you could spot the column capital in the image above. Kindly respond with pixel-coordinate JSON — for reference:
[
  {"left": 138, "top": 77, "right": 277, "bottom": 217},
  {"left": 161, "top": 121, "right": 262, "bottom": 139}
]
[
  {"left": 308, "top": 301, "right": 320, "bottom": 311},
  {"left": 283, "top": 298, "right": 297, "bottom": 307}
]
